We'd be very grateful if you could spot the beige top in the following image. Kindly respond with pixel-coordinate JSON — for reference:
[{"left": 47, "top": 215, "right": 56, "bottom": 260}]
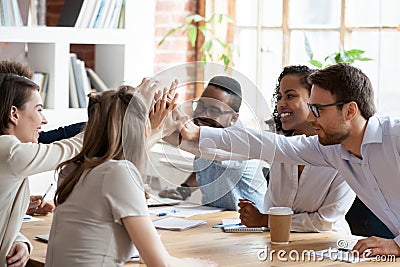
[
  {"left": 45, "top": 160, "right": 149, "bottom": 267},
  {"left": 0, "top": 133, "right": 82, "bottom": 266}
]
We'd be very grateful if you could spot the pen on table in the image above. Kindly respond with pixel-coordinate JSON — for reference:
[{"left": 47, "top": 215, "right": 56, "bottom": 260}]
[
  {"left": 156, "top": 209, "right": 179, "bottom": 217},
  {"left": 212, "top": 223, "right": 243, "bottom": 228}
]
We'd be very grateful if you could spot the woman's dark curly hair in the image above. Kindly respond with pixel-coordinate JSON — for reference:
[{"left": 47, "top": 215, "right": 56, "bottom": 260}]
[{"left": 270, "top": 65, "right": 315, "bottom": 136}]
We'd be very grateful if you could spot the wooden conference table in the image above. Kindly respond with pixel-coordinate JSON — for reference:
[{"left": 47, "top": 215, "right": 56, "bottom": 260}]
[{"left": 22, "top": 210, "right": 398, "bottom": 266}]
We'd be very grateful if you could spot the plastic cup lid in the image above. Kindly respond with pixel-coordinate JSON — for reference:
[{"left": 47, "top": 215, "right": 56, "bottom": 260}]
[{"left": 267, "top": 207, "right": 293, "bottom": 215}]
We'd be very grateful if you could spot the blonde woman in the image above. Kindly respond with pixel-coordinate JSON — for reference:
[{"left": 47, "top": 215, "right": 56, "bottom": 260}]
[{"left": 45, "top": 85, "right": 216, "bottom": 267}]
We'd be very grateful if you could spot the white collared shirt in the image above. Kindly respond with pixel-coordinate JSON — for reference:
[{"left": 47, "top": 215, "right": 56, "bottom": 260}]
[{"left": 198, "top": 115, "right": 400, "bottom": 246}]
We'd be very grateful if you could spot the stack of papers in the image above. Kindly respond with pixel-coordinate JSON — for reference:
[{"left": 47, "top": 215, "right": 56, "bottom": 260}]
[{"left": 153, "top": 217, "right": 206, "bottom": 231}]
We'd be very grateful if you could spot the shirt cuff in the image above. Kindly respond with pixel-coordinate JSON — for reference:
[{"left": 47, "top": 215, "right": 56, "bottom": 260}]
[{"left": 15, "top": 233, "right": 33, "bottom": 254}]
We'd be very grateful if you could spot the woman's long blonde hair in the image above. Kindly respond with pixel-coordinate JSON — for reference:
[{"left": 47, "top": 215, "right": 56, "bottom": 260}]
[{"left": 55, "top": 85, "right": 148, "bottom": 205}]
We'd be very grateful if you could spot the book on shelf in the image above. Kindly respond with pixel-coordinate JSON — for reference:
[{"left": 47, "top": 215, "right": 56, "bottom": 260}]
[
  {"left": 93, "top": 0, "right": 112, "bottom": 28},
  {"left": 69, "top": 53, "right": 88, "bottom": 108},
  {"left": 32, "top": 72, "right": 49, "bottom": 107},
  {"left": 75, "top": 0, "right": 96, "bottom": 28},
  {"left": 86, "top": 67, "right": 108, "bottom": 92},
  {"left": 0, "top": 0, "right": 23, "bottom": 27},
  {"left": 58, "top": 0, "right": 85, "bottom": 27},
  {"left": 106, "top": 0, "right": 123, "bottom": 29},
  {"left": 118, "top": 0, "right": 125, "bottom": 29},
  {"left": 68, "top": 58, "right": 79, "bottom": 108},
  {"left": 73, "top": 0, "right": 124, "bottom": 29},
  {"left": 88, "top": 0, "right": 104, "bottom": 28}
]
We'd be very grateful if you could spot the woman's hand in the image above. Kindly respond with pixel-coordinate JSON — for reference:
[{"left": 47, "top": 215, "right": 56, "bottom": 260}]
[
  {"left": 149, "top": 80, "right": 178, "bottom": 132},
  {"left": 136, "top": 77, "right": 161, "bottom": 110},
  {"left": 6, "top": 242, "right": 29, "bottom": 267}
]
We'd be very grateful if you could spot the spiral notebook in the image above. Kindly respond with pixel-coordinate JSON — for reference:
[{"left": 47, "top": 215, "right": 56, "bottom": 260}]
[{"left": 221, "top": 219, "right": 269, "bottom": 232}]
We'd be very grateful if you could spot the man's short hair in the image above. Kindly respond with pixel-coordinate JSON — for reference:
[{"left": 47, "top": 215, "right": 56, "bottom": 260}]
[
  {"left": 308, "top": 63, "right": 376, "bottom": 120},
  {"left": 207, "top": 76, "right": 242, "bottom": 112}
]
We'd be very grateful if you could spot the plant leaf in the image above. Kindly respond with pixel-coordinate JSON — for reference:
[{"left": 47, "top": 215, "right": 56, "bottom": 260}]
[
  {"left": 188, "top": 25, "right": 198, "bottom": 47},
  {"left": 309, "top": 59, "right": 323, "bottom": 69},
  {"left": 158, "top": 28, "right": 178, "bottom": 46},
  {"left": 358, "top": 57, "right": 373, "bottom": 61},
  {"left": 185, "top": 14, "right": 204, "bottom": 23},
  {"left": 304, "top": 33, "right": 314, "bottom": 59},
  {"left": 203, "top": 40, "right": 212, "bottom": 52}
]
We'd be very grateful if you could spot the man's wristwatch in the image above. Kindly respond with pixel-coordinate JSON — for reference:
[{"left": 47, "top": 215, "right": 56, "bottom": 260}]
[{"left": 176, "top": 183, "right": 191, "bottom": 200}]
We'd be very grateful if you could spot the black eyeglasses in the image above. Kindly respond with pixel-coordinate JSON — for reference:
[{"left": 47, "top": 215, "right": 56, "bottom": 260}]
[
  {"left": 307, "top": 101, "right": 349, "bottom": 118},
  {"left": 192, "top": 99, "right": 235, "bottom": 119}
]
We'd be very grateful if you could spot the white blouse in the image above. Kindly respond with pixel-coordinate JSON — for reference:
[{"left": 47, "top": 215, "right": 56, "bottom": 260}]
[{"left": 266, "top": 162, "right": 355, "bottom": 233}]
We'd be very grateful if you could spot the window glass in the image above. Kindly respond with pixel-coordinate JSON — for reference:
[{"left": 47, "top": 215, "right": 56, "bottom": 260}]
[
  {"left": 289, "top": 30, "right": 340, "bottom": 65},
  {"left": 346, "top": 0, "right": 400, "bottom": 26},
  {"left": 235, "top": 29, "right": 258, "bottom": 83},
  {"left": 236, "top": 0, "right": 259, "bottom": 26},
  {"left": 289, "top": 0, "right": 341, "bottom": 28},
  {"left": 352, "top": 31, "right": 400, "bottom": 116},
  {"left": 260, "top": 30, "right": 283, "bottom": 106},
  {"left": 261, "top": 0, "right": 282, "bottom": 26}
]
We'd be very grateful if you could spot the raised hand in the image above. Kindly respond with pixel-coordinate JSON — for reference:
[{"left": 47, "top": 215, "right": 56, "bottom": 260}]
[
  {"left": 149, "top": 86, "right": 178, "bottom": 132},
  {"left": 136, "top": 77, "right": 161, "bottom": 110}
]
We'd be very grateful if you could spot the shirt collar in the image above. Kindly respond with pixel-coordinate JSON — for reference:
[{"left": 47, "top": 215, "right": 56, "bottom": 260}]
[
  {"left": 337, "top": 115, "right": 382, "bottom": 161},
  {"left": 362, "top": 115, "right": 383, "bottom": 145}
]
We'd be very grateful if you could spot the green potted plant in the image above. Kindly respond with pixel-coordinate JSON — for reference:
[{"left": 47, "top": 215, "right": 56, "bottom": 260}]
[
  {"left": 304, "top": 34, "right": 372, "bottom": 68},
  {"left": 158, "top": 13, "right": 237, "bottom": 69}
]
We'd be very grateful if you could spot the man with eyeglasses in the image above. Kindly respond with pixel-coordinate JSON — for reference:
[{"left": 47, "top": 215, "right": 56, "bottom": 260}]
[
  {"left": 159, "top": 76, "right": 267, "bottom": 211},
  {"left": 179, "top": 63, "right": 400, "bottom": 257}
]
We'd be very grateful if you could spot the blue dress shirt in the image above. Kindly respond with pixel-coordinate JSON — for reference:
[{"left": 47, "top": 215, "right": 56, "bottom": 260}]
[{"left": 193, "top": 156, "right": 267, "bottom": 211}]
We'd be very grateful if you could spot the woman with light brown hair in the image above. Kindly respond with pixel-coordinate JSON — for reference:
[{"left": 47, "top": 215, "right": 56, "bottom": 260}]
[{"left": 45, "top": 84, "right": 216, "bottom": 267}]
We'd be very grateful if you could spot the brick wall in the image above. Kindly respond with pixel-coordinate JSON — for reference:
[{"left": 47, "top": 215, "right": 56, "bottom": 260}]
[{"left": 46, "top": 0, "right": 196, "bottom": 98}]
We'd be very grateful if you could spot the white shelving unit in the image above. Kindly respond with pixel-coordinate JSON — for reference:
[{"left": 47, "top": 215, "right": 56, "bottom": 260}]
[
  {"left": 0, "top": 1, "right": 155, "bottom": 130},
  {"left": 0, "top": 1, "right": 156, "bottom": 196}
]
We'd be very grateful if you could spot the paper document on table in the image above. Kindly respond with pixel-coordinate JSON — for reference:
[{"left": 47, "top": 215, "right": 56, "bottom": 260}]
[
  {"left": 153, "top": 217, "right": 206, "bottom": 231},
  {"left": 150, "top": 203, "right": 224, "bottom": 218},
  {"left": 147, "top": 194, "right": 181, "bottom": 207},
  {"left": 23, "top": 215, "right": 44, "bottom": 223}
]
